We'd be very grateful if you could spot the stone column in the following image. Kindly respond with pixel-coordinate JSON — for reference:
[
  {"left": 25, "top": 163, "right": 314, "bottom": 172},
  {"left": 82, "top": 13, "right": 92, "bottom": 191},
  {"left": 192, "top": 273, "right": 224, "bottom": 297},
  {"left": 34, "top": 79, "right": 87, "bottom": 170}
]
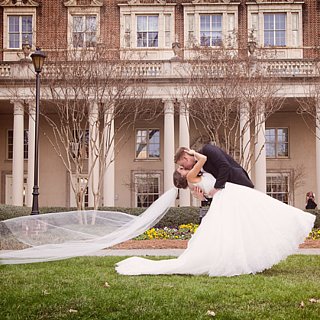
[
  {"left": 27, "top": 102, "right": 36, "bottom": 207},
  {"left": 254, "top": 104, "right": 266, "bottom": 193},
  {"left": 163, "top": 99, "right": 175, "bottom": 194},
  {"left": 240, "top": 102, "right": 251, "bottom": 176},
  {"left": 11, "top": 100, "right": 24, "bottom": 206},
  {"left": 178, "top": 101, "right": 191, "bottom": 206},
  {"left": 316, "top": 100, "right": 320, "bottom": 199},
  {"left": 103, "top": 103, "right": 115, "bottom": 206},
  {"left": 88, "top": 101, "right": 100, "bottom": 208}
]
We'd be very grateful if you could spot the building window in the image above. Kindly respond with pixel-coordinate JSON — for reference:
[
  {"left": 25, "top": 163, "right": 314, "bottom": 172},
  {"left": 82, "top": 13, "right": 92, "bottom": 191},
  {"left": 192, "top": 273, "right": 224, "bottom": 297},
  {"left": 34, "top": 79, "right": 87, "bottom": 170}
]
[
  {"left": 292, "top": 12, "right": 299, "bottom": 47},
  {"left": 200, "top": 14, "right": 222, "bottom": 46},
  {"left": 134, "top": 173, "right": 160, "bottom": 207},
  {"left": 164, "top": 14, "right": 171, "bottom": 47},
  {"left": 265, "top": 128, "right": 288, "bottom": 158},
  {"left": 72, "top": 15, "right": 97, "bottom": 48},
  {"left": 70, "top": 175, "right": 89, "bottom": 208},
  {"left": 119, "top": 5, "right": 175, "bottom": 54},
  {"left": 264, "top": 13, "right": 286, "bottom": 47},
  {"left": 124, "top": 14, "right": 131, "bottom": 48},
  {"left": 7, "top": 130, "right": 28, "bottom": 160},
  {"left": 5, "top": 174, "right": 28, "bottom": 206},
  {"left": 70, "top": 130, "right": 89, "bottom": 159},
  {"left": 8, "top": 15, "right": 32, "bottom": 49},
  {"left": 137, "top": 15, "right": 159, "bottom": 48},
  {"left": 136, "top": 129, "right": 160, "bottom": 159},
  {"left": 266, "top": 174, "right": 289, "bottom": 204},
  {"left": 187, "top": 14, "right": 195, "bottom": 44}
]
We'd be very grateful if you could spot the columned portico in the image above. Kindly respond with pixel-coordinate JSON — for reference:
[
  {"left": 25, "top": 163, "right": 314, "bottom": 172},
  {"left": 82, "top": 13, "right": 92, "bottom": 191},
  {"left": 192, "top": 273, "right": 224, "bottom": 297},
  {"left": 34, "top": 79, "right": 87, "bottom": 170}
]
[
  {"left": 11, "top": 100, "right": 24, "bottom": 206},
  {"left": 254, "top": 104, "right": 266, "bottom": 193},
  {"left": 88, "top": 101, "right": 100, "bottom": 208},
  {"left": 240, "top": 102, "right": 251, "bottom": 176},
  {"left": 163, "top": 99, "right": 175, "bottom": 194},
  {"left": 178, "top": 101, "right": 191, "bottom": 206},
  {"left": 316, "top": 100, "right": 320, "bottom": 198},
  {"left": 103, "top": 103, "right": 115, "bottom": 206},
  {"left": 27, "top": 102, "right": 36, "bottom": 207}
]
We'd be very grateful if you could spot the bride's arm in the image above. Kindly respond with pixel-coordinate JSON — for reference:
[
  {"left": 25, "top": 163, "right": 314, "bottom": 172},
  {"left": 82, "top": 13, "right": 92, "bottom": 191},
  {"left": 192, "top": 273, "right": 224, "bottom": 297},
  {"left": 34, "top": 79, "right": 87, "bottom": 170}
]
[{"left": 185, "top": 149, "right": 207, "bottom": 182}]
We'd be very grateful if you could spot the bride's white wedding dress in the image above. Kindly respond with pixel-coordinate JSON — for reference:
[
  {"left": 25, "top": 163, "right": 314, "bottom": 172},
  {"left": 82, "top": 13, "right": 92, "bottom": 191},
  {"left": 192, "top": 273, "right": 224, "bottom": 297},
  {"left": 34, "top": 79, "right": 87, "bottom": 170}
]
[{"left": 116, "top": 172, "right": 316, "bottom": 277}]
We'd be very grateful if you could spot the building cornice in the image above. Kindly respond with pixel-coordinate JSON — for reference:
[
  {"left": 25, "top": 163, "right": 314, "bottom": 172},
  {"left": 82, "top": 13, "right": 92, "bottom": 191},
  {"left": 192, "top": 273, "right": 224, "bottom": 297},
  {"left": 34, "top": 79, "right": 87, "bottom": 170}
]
[
  {"left": 182, "top": 0, "right": 240, "bottom": 6},
  {"left": 64, "top": 0, "right": 103, "bottom": 7},
  {"left": 0, "top": 0, "right": 39, "bottom": 6},
  {"left": 246, "top": 0, "right": 304, "bottom": 4}
]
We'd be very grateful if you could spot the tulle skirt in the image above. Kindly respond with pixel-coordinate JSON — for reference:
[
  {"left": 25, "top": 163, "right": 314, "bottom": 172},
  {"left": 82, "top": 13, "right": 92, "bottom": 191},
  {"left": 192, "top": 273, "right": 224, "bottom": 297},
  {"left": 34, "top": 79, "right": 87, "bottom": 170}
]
[{"left": 116, "top": 184, "right": 316, "bottom": 277}]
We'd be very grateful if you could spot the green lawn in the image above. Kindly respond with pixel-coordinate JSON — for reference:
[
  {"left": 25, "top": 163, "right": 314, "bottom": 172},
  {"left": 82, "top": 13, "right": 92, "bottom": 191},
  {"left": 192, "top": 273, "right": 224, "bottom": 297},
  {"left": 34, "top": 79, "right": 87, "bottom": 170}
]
[{"left": 1, "top": 255, "right": 320, "bottom": 320}]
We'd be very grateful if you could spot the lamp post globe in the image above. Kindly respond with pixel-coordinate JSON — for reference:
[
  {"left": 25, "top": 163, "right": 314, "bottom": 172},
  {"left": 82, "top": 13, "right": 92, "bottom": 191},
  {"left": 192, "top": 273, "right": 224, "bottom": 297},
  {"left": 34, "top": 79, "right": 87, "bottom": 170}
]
[
  {"left": 31, "top": 47, "right": 46, "bottom": 73},
  {"left": 30, "top": 47, "right": 46, "bottom": 215}
]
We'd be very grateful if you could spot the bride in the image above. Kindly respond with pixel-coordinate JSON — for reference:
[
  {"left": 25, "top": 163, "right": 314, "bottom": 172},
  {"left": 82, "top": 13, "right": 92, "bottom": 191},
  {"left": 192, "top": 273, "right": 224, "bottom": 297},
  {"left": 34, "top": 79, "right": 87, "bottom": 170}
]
[{"left": 116, "top": 149, "right": 316, "bottom": 276}]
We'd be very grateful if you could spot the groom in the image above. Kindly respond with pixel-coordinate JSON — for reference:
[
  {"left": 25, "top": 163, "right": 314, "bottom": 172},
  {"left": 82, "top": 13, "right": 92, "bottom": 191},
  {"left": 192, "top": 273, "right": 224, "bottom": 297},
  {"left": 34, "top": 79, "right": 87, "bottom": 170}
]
[{"left": 174, "top": 144, "right": 254, "bottom": 201}]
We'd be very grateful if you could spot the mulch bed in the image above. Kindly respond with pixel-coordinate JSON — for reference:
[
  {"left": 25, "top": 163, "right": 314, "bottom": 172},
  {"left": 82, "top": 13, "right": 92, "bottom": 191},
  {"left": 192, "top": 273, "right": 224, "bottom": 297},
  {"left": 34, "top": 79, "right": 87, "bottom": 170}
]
[
  {"left": 111, "top": 239, "right": 320, "bottom": 250},
  {"left": 111, "top": 239, "right": 188, "bottom": 249},
  {"left": 299, "top": 239, "right": 320, "bottom": 249}
]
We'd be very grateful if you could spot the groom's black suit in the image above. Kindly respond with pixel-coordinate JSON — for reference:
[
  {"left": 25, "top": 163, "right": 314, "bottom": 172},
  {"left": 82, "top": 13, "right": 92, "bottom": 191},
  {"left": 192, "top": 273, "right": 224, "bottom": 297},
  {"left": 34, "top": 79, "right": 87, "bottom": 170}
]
[{"left": 199, "top": 144, "right": 254, "bottom": 190}]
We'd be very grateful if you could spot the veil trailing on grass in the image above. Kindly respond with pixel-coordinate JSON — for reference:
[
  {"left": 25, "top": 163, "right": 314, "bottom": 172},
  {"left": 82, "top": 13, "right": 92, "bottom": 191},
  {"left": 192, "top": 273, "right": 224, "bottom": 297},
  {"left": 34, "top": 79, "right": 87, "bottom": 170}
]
[{"left": 0, "top": 188, "right": 178, "bottom": 265}]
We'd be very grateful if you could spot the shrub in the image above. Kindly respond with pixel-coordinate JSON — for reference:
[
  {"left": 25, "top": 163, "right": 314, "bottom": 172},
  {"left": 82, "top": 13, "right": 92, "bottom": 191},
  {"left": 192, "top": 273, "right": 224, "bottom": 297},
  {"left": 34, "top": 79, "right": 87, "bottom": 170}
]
[
  {"left": 1, "top": 205, "right": 318, "bottom": 229},
  {"left": 0, "top": 204, "right": 30, "bottom": 221},
  {"left": 0, "top": 205, "right": 201, "bottom": 227},
  {"left": 308, "top": 228, "right": 320, "bottom": 240},
  {"left": 304, "top": 209, "right": 320, "bottom": 228},
  {"left": 135, "top": 223, "right": 199, "bottom": 240},
  {"left": 96, "top": 206, "right": 201, "bottom": 228}
]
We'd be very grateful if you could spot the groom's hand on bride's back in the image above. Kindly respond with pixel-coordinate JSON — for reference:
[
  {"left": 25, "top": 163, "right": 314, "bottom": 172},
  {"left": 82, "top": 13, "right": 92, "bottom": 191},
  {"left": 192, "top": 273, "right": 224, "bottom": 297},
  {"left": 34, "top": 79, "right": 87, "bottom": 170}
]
[
  {"left": 208, "top": 188, "right": 221, "bottom": 198},
  {"left": 192, "top": 186, "right": 206, "bottom": 201}
]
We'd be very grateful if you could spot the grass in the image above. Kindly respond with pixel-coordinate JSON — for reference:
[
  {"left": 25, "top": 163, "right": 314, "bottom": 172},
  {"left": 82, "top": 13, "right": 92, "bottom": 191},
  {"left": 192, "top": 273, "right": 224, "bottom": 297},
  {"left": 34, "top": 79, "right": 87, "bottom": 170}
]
[{"left": 1, "top": 255, "right": 320, "bottom": 319}]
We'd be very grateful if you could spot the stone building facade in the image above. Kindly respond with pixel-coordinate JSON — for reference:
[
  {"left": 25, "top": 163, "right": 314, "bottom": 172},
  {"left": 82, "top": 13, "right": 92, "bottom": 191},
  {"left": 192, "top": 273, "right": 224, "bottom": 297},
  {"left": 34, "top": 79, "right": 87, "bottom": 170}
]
[{"left": 0, "top": 0, "right": 320, "bottom": 210}]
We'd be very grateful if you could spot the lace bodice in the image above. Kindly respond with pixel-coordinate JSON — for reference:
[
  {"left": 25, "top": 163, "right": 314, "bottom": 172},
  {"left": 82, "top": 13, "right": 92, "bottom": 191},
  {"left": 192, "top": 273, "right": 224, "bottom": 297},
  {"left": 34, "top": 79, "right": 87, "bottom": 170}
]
[{"left": 193, "top": 172, "right": 216, "bottom": 197}]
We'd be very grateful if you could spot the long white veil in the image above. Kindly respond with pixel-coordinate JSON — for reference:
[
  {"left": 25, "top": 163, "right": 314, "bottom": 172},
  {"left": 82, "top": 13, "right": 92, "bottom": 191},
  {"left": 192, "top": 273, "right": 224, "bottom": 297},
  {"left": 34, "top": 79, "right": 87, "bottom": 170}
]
[{"left": 0, "top": 188, "right": 177, "bottom": 265}]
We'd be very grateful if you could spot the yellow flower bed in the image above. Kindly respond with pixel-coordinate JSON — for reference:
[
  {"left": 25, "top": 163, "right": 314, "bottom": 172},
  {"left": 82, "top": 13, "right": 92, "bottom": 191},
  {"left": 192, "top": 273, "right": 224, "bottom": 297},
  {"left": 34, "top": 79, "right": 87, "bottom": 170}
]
[
  {"left": 135, "top": 223, "right": 199, "bottom": 240},
  {"left": 308, "top": 228, "right": 320, "bottom": 240}
]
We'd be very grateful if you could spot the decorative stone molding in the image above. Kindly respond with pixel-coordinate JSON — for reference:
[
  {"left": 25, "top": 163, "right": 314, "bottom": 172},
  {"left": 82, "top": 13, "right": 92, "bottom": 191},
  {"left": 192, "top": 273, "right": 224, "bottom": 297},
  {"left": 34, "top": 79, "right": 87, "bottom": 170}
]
[
  {"left": 0, "top": 0, "right": 39, "bottom": 6},
  {"left": 127, "top": 0, "right": 166, "bottom": 4},
  {"left": 64, "top": 0, "right": 103, "bottom": 7},
  {"left": 192, "top": 0, "right": 232, "bottom": 3},
  {"left": 255, "top": 0, "right": 295, "bottom": 2},
  {"left": 10, "top": 99, "right": 25, "bottom": 115},
  {"left": 162, "top": 99, "right": 175, "bottom": 114}
]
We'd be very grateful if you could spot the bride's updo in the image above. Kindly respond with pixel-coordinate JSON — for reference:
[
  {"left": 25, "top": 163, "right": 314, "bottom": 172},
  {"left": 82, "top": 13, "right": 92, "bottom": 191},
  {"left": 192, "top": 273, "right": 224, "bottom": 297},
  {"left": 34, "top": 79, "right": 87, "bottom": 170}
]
[{"left": 173, "top": 170, "right": 188, "bottom": 189}]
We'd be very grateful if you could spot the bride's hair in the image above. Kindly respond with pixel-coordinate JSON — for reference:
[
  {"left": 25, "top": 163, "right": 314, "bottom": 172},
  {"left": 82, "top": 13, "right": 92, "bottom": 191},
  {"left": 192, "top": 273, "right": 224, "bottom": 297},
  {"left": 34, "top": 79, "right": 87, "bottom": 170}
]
[{"left": 173, "top": 170, "right": 188, "bottom": 189}]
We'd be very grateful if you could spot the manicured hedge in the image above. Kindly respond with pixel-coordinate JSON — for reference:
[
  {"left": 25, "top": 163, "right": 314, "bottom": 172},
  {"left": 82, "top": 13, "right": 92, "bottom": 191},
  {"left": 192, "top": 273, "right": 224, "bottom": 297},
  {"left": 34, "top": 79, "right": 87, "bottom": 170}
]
[
  {"left": 0, "top": 204, "right": 318, "bottom": 229},
  {"left": 76, "top": 206, "right": 201, "bottom": 228},
  {"left": 305, "top": 209, "right": 320, "bottom": 228},
  {"left": 0, "top": 204, "right": 30, "bottom": 221}
]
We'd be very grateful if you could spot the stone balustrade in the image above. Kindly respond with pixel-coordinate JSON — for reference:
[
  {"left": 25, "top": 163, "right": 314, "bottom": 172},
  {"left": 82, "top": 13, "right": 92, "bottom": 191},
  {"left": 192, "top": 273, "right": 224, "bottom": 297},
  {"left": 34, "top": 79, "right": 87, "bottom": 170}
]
[
  {"left": 0, "top": 63, "right": 11, "bottom": 77},
  {"left": 0, "top": 59, "right": 318, "bottom": 80}
]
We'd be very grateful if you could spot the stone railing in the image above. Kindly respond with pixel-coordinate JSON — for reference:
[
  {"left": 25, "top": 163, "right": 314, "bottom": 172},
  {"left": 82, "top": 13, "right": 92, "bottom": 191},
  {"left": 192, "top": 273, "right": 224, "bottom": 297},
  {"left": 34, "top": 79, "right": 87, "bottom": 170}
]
[
  {"left": 263, "top": 60, "right": 316, "bottom": 76},
  {"left": 37, "top": 61, "right": 164, "bottom": 79},
  {"left": 0, "top": 63, "right": 11, "bottom": 77},
  {"left": 0, "top": 59, "right": 318, "bottom": 80}
]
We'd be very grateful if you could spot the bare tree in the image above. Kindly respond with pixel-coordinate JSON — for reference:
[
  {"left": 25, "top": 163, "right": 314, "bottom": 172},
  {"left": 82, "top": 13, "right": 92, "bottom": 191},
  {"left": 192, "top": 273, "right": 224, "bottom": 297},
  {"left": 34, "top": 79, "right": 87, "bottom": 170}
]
[
  {"left": 40, "top": 44, "right": 156, "bottom": 210},
  {"left": 177, "top": 44, "right": 284, "bottom": 172},
  {"left": 296, "top": 60, "right": 320, "bottom": 141}
]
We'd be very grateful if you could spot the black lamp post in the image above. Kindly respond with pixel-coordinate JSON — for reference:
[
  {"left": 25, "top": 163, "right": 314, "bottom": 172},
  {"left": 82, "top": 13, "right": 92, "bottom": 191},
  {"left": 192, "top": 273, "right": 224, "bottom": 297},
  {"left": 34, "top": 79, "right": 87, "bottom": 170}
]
[{"left": 30, "top": 47, "right": 46, "bottom": 215}]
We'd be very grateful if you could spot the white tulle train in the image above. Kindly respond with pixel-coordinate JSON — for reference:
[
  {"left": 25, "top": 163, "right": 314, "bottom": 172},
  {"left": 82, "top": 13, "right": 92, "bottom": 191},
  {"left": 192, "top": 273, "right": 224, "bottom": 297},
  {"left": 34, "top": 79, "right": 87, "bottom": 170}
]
[
  {"left": 116, "top": 183, "right": 315, "bottom": 277},
  {"left": 0, "top": 188, "right": 178, "bottom": 264}
]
